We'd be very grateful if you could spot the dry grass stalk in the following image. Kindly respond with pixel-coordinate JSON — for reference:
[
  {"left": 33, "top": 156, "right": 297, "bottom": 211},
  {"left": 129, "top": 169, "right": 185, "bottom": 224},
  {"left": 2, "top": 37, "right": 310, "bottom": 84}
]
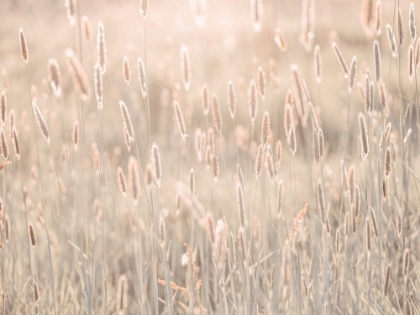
[
  {"left": 237, "top": 164, "right": 244, "bottom": 189},
  {"left": 398, "top": 7, "right": 403, "bottom": 45},
  {"left": 250, "top": 0, "right": 263, "bottom": 32},
  {"left": 359, "top": 113, "right": 369, "bottom": 158},
  {"left": 189, "top": 168, "right": 195, "bottom": 197},
  {"left": 300, "top": 0, "right": 315, "bottom": 51},
  {"left": 180, "top": 45, "right": 192, "bottom": 90},
  {"left": 386, "top": 24, "right": 397, "bottom": 57},
  {"left": 274, "top": 27, "right": 288, "bottom": 52},
  {"left": 314, "top": 45, "right": 322, "bottom": 83},
  {"left": 248, "top": 80, "right": 258, "bottom": 123},
  {"left": 360, "top": 0, "right": 374, "bottom": 36},
  {"left": 72, "top": 120, "right": 79, "bottom": 151},
  {"left": 313, "top": 128, "right": 320, "bottom": 162},
  {"left": 211, "top": 94, "right": 223, "bottom": 133},
  {"left": 117, "top": 167, "right": 128, "bottom": 196},
  {"left": 0, "top": 91, "right": 6, "bottom": 126},
  {"left": 0, "top": 129, "right": 9, "bottom": 161},
  {"left": 227, "top": 80, "right": 236, "bottom": 118},
  {"left": 97, "top": 22, "right": 107, "bottom": 73},
  {"left": 137, "top": 57, "right": 147, "bottom": 98},
  {"left": 255, "top": 144, "right": 265, "bottom": 177},
  {"left": 257, "top": 66, "right": 266, "bottom": 99},
  {"left": 409, "top": 3, "right": 416, "bottom": 44},
  {"left": 32, "top": 102, "right": 50, "bottom": 145},
  {"left": 123, "top": 57, "right": 131, "bottom": 84},
  {"left": 237, "top": 183, "right": 245, "bottom": 227},
  {"left": 47, "top": 59, "right": 61, "bottom": 97},
  {"left": 403, "top": 248, "right": 410, "bottom": 277},
  {"left": 261, "top": 111, "right": 270, "bottom": 146},
  {"left": 19, "top": 28, "right": 28, "bottom": 64},
  {"left": 332, "top": 42, "right": 349, "bottom": 77},
  {"left": 373, "top": 40, "right": 381, "bottom": 84},
  {"left": 11, "top": 128, "right": 19, "bottom": 160},
  {"left": 128, "top": 157, "right": 141, "bottom": 204},
  {"left": 348, "top": 56, "right": 357, "bottom": 93},
  {"left": 29, "top": 223, "right": 36, "bottom": 247},
  {"left": 94, "top": 63, "right": 103, "bottom": 109},
  {"left": 65, "top": 0, "right": 76, "bottom": 26},
  {"left": 119, "top": 101, "right": 134, "bottom": 141},
  {"left": 116, "top": 274, "right": 128, "bottom": 312},
  {"left": 277, "top": 179, "right": 283, "bottom": 216},
  {"left": 408, "top": 44, "right": 415, "bottom": 81},
  {"left": 211, "top": 154, "right": 219, "bottom": 181},
  {"left": 375, "top": 0, "right": 382, "bottom": 36},
  {"left": 151, "top": 142, "right": 162, "bottom": 186},
  {"left": 140, "top": 0, "right": 149, "bottom": 17},
  {"left": 366, "top": 218, "right": 371, "bottom": 252},
  {"left": 173, "top": 101, "right": 187, "bottom": 139},
  {"left": 82, "top": 16, "right": 92, "bottom": 41},
  {"left": 201, "top": 84, "right": 210, "bottom": 116},
  {"left": 276, "top": 140, "right": 282, "bottom": 168},
  {"left": 66, "top": 48, "right": 90, "bottom": 100}
]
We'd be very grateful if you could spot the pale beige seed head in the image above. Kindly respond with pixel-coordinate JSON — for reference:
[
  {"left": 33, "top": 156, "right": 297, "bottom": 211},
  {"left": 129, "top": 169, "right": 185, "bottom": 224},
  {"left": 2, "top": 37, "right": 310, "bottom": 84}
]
[
  {"left": 123, "top": 125, "right": 131, "bottom": 152},
  {"left": 416, "top": 39, "right": 420, "bottom": 69},
  {"left": 409, "top": 3, "right": 416, "bottom": 43},
  {"left": 180, "top": 45, "right": 192, "bottom": 90},
  {"left": 373, "top": 40, "right": 381, "bottom": 83},
  {"left": 117, "top": 167, "right": 127, "bottom": 196},
  {"left": 375, "top": 0, "right": 382, "bottom": 36},
  {"left": 32, "top": 102, "right": 50, "bottom": 145},
  {"left": 65, "top": 0, "right": 76, "bottom": 26},
  {"left": 227, "top": 80, "right": 236, "bottom": 118},
  {"left": 82, "top": 16, "right": 92, "bottom": 41},
  {"left": 403, "top": 248, "right": 410, "bottom": 277},
  {"left": 361, "top": 0, "right": 374, "bottom": 36},
  {"left": 0, "top": 129, "right": 8, "bottom": 160},
  {"left": 385, "top": 146, "right": 391, "bottom": 176},
  {"left": 283, "top": 104, "right": 294, "bottom": 137},
  {"left": 140, "top": 0, "right": 149, "bottom": 17},
  {"left": 359, "top": 113, "right": 369, "bottom": 158},
  {"left": 332, "top": 42, "right": 349, "bottom": 77},
  {"left": 386, "top": 24, "right": 397, "bottom": 57},
  {"left": 250, "top": 0, "right": 263, "bottom": 32},
  {"left": 276, "top": 140, "right": 282, "bottom": 168},
  {"left": 348, "top": 56, "right": 357, "bottom": 93},
  {"left": 66, "top": 48, "right": 90, "bottom": 100},
  {"left": 290, "top": 65, "right": 308, "bottom": 120},
  {"left": 366, "top": 218, "right": 371, "bottom": 252},
  {"left": 201, "top": 84, "right": 210, "bottom": 115},
  {"left": 19, "top": 28, "right": 28, "bottom": 64},
  {"left": 260, "top": 111, "right": 270, "bottom": 146},
  {"left": 248, "top": 80, "right": 258, "bottom": 123},
  {"left": 257, "top": 66, "right": 266, "bottom": 99},
  {"left": 408, "top": 44, "right": 415, "bottom": 81},
  {"left": 119, "top": 101, "right": 134, "bottom": 141},
  {"left": 137, "top": 57, "right": 147, "bottom": 98},
  {"left": 211, "top": 94, "right": 223, "bottom": 133},
  {"left": 173, "top": 101, "right": 187, "bottom": 139},
  {"left": 0, "top": 91, "right": 6, "bottom": 126},
  {"left": 11, "top": 128, "right": 20, "bottom": 160},
  {"left": 277, "top": 179, "right": 284, "bottom": 215},
  {"left": 237, "top": 183, "right": 245, "bottom": 227},
  {"left": 94, "top": 63, "right": 103, "bottom": 109},
  {"left": 97, "top": 22, "right": 107, "bottom": 74},
  {"left": 33, "top": 278, "right": 39, "bottom": 302},
  {"left": 398, "top": 7, "right": 404, "bottom": 45},
  {"left": 47, "top": 59, "right": 62, "bottom": 97},
  {"left": 384, "top": 264, "right": 391, "bottom": 296},
  {"left": 151, "top": 142, "right": 162, "bottom": 186},
  {"left": 158, "top": 215, "right": 166, "bottom": 246},
  {"left": 269, "top": 58, "right": 280, "bottom": 94},
  {"left": 123, "top": 56, "right": 131, "bottom": 84},
  {"left": 314, "top": 45, "right": 322, "bottom": 83},
  {"left": 255, "top": 144, "right": 265, "bottom": 177},
  {"left": 211, "top": 154, "right": 219, "bottom": 181},
  {"left": 29, "top": 223, "right": 36, "bottom": 247},
  {"left": 72, "top": 120, "right": 79, "bottom": 151},
  {"left": 318, "top": 129, "right": 324, "bottom": 159},
  {"left": 274, "top": 27, "right": 288, "bottom": 52}
]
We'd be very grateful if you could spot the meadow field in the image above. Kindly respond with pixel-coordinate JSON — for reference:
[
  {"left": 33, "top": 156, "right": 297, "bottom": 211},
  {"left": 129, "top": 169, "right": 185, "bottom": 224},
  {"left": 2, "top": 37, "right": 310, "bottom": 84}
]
[{"left": 0, "top": 0, "right": 419, "bottom": 313}]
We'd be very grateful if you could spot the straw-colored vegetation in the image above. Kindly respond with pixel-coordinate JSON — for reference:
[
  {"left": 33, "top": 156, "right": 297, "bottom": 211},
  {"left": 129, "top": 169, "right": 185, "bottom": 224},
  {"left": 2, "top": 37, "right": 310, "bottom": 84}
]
[{"left": 0, "top": 0, "right": 419, "bottom": 314}]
